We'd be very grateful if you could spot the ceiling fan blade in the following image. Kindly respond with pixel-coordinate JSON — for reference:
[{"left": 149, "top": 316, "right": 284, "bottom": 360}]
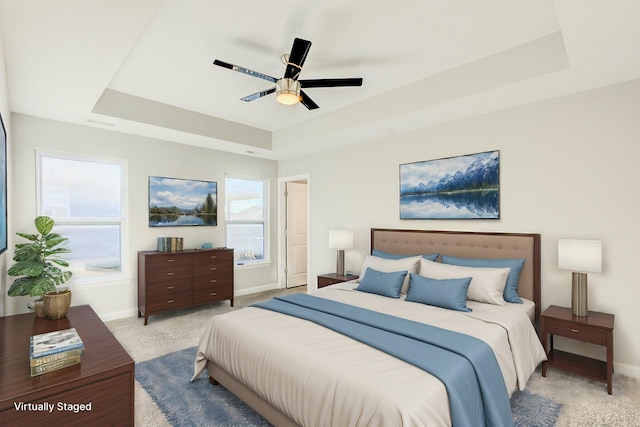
[
  {"left": 241, "top": 87, "right": 276, "bottom": 102},
  {"left": 284, "top": 38, "right": 312, "bottom": 80},
  {"left": 299, "top": 90, "right": 319, "bottom": 110},
  {"left": 213, "top": 59, "right": 277, "bottom": 83},
  {"left": 300, "top": 78, "right": 363, "bottom": 88}
]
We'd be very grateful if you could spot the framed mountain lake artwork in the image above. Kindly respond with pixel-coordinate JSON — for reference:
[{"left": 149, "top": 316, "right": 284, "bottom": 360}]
[
  {"left": 399, "top": 150, "right": 500, "bottom": 219},
  {"left": 149, "top": 176, "right": 217, "bottom": 226}
]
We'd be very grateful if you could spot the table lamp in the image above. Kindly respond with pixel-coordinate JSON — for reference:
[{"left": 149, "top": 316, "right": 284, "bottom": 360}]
[
  {"left": 558, "top": 239, "right": 602, "bottom": 317},
  {"left": 329, "top": 229, "right": 353, "bottom": 276}
]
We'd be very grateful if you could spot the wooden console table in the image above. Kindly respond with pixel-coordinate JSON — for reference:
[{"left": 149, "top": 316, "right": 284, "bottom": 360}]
[{"left": 0, "top": 305, "right": 134, "bottom": 425}]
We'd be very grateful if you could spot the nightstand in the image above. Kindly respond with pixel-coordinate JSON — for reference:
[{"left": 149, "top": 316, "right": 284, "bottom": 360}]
[
  {"left": 541, "top": 305, "right": 614, "bottom": 394},
  {"left": 317, "top": 273, "right": 359, "bottom": 288}
]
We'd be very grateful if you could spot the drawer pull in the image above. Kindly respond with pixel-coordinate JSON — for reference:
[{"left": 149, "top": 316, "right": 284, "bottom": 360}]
[
  {"left": 210, "top": 256, "right": 217, "bottom": 259},
  {"left": 210, "top": 267, "right": 217, "bottom": 271},
  {"left": 210, "top": 279, "right": 217, "bottom": 283},
  {"left": 167, "top": 259, "right": 175, "bottom": 262},
  {"left": 210, "top": 292, "right": 217, "bottom": 296},
  {"left": 167, "top": 300, "right": 175, "bottom": 304},
  {"left": 167, "top": 272, "right": 175, "bottom": 276},
  {"left": 571, "top": 329, "right": 580, "bottom": 333},
  {"left": 166, "top": 286, "right": 174, "bottom": 290}
]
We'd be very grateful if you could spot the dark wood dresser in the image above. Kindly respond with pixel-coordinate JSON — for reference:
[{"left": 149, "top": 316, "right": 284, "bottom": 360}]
[
  {"left": 0, "top": 305, "right": 134, "bottom": 425},
  {"left": 138, "top": 248, "right": 234, "bottom": 325}
]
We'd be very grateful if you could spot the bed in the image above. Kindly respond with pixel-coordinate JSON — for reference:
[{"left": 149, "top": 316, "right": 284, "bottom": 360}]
[{"left": 193, "top": 228, "right": 546, "bottom": 427}]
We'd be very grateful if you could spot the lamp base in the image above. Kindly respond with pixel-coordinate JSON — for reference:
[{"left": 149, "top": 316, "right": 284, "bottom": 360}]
[
  {"left": 336, "top": 250, "right": 345, "bottom": 276},
  {"left": 571, "top": 272, "right": 588, "bottom": 317}
]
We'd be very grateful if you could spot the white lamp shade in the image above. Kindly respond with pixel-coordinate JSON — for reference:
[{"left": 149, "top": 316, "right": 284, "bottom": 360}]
[
  {"left": 329, "top": 229, "right": 353, "bottom": 250},
  {"left": 558, "top": 239, "right": 602, "bottom": 273}
]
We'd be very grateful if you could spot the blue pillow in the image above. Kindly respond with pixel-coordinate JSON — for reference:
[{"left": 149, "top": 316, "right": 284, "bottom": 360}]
[
  {"left": 372, "top": 249, "right": 439, "bottom": 262},
  {"left": 406, "top": 274, "right": 472, "bottom": 312},
  {"left": 441, "top": 256, "right": 525, "bottom": 303},
  {"left": 355, "top": 267, "right": 407, "bottom": 298}
]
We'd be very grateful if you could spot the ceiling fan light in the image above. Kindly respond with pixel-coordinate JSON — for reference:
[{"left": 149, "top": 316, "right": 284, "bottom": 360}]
[{"left": 276, "top": 78, "right": 301, "bottom": 105}]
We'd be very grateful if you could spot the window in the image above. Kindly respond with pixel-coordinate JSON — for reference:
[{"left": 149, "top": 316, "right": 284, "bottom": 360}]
[
  {"left": 225, "top": 175, "right": 268, "bottom": 266},
  {"left": 37, "top": 150, "right": 127, "bottom": 282}
]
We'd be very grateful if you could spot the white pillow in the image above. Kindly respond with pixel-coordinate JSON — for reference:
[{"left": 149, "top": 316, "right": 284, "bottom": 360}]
[
  {"left": 359, "top": 255, "right": 421, "bottom": 294},
  {"left": 418, "top": 258, "right": 509, "bottom": 305}
]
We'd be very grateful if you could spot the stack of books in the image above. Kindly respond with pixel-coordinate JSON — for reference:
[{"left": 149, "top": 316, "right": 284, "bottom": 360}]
[
  {"left": 29, "top": 327, "right": 85, "bottom": 377},
  {"left": 157, "top": 236, "right": 184, "bottom": 252}
]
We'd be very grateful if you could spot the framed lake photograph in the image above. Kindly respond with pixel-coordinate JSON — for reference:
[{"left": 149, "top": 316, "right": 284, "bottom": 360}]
[
  {"left": 149, "top": 176, "right": 217, "bottom": 226},
  {"left": 399, "top": 150, "right": 500, "bottom": 219}
]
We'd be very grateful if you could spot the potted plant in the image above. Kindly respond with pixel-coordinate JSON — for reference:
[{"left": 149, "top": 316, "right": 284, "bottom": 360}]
[{"left": 7, "top": 216, "right": 73, "bottom": 319}]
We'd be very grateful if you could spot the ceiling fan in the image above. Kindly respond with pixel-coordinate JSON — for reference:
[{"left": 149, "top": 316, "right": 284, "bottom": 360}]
[{"left": 213, "top": 37, "right": 363, "bottom": 110}]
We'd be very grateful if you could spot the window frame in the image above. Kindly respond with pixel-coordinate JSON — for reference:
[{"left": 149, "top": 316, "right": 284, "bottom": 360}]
[
  {"left": 224, "top": 174, "right": 270, "bottom": 268},
  {"left": 35, "top": 149, "right": 129, "bottom": 285}
]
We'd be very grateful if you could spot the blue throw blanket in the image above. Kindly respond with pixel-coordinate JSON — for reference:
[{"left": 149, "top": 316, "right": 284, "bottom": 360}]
[{"left": 251, "top": 294, "right": 513, "bottom": 427}]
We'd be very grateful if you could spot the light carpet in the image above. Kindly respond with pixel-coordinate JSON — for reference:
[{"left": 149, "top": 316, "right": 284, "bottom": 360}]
[
  {"left": 106, "top": 287, "right": 640, "bottom": 427},
  {"left": 138, "top": 346, "right": 560, "bottom": 427}
]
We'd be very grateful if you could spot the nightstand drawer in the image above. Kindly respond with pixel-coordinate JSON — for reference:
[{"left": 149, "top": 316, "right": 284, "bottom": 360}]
[
  {"left": 318, "top": 277, "right": 341, "bottom": 288},
  {"left": 317, "top": 273, "right": 359, "bottom": 288},
  {"left": 546, "top": 318, "right": 607, "bottom": 345}
]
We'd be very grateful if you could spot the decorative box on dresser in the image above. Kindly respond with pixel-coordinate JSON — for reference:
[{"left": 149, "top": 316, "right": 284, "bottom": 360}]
[{"left": 138, "top": 248, "right": 234, "bottom": 325}]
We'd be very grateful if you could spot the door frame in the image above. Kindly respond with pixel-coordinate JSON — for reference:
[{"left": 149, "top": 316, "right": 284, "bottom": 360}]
[{"left": 277, "top": 173, "right": 311, "bottom": 289}]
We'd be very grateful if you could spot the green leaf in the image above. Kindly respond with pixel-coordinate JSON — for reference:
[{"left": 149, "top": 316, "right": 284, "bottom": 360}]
[
  {"left": 53, "top": 271, "right": 73, "bottom": 286},
  {"left": 45, "top": 247, "right": 72, "bottom": 255},
  {"left": 7, "top": 261, "right": 46, "bottom": 277},
  {"left": 8, "top": 276, "right": 55, "bottom": 297},
  {"left": 15, "top": 232, "right": 38, "bottom": 242},
  {"left": 34, "top": 216, "right": 54, "bottom": 235},
  {"left": 44, "top": 234, "right": 67, "bottom": 248},
  {"left": 48, "top": 258, "right": 70, "bottom": 267},
  {"left": 13, "top": 245, "right": 41, "bottom": 262},
  {"left": 8, "top": 277, "right": 34, "bottom": 296}
]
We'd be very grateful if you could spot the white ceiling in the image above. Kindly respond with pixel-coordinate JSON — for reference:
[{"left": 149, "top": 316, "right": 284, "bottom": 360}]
[{"left": 3, "top": 1, "right": 640, "bottom": 160}]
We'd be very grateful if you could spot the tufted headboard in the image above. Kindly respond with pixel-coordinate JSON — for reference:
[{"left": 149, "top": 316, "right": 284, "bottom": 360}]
[{"left": 370, "top": 228, "right": 541, "bottom": 322}]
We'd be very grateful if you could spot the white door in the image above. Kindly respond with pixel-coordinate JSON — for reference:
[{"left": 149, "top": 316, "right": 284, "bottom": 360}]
[{"left": 286, "top": 181, "right": 308, "bottom": 288}]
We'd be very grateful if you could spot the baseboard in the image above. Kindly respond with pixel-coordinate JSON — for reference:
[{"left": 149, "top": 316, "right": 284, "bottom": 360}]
[
  {"left": 234, "top": 283, "right": 281, "bottom": 296},
  {"left": 614, "top": 361, "right": 640, "bottom": 380},
  {"left": 99, "top": 283, "right": 283, "bottom": 322},
  {"left": 99, "top": 308, "right": 138, "bottom": 322}
]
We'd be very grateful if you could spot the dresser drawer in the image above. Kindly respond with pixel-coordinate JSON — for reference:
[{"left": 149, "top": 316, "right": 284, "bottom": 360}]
[
  {"left": 546, "top": 318, "right": 607, "bottom": 345},
  {"left": 147, "top": 291, "right": 192, "bottom": 312},
  {"left": 192, "top": 275, "right": 233, "bottom": 289},
  {"left": 146, "top": 264, "right": 192, "bottom": 283},
  {"left": 146, "top": 280, "right": 191, "bottom": 297},
  {"left": 193, "top": 263, "right": 233, "bottom": 278},
  {"left": 146, "top": 253, "right": 192, "bottom": 268},
  {"left": 193, "top": 284, "right": 233, "bottom": 303},
  {"left": 193, "top": 250, "right": 233, "bottom": 265}
]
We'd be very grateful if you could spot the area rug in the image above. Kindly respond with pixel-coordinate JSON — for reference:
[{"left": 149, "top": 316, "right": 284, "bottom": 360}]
[{"left": 136, "top": 346, "right": 562, "bottom": 427}]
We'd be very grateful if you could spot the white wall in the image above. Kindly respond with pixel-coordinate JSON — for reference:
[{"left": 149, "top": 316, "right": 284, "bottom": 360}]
[
  {"left": 7, "top": 114, "right": 279, "bottom": 319},
  {"left": 0, "top": 4, "right": 11, "bottom": 318},
  {"left": 278, "top": 78, "right": 640, "bottom": 378}
]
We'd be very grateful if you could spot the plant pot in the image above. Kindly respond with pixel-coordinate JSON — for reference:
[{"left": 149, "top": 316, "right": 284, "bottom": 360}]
[
  {"left": 43, "top": 289, "right": 72, "bottom": 320},
  {"left": 31, "top": 299, "right": 46, "bottom": 317}
]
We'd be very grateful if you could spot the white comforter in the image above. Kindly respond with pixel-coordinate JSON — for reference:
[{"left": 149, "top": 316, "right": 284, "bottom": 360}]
[{"left": 193, "top": 282, "right": 547, "bottom": 427}]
